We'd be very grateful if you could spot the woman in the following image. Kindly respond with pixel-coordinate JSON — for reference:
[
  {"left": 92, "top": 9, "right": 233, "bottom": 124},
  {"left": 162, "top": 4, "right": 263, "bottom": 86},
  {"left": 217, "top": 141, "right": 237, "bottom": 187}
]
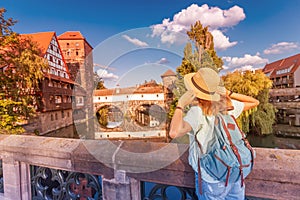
[{"left": 169, "top": 68, "right": 259, "bottom": 200}]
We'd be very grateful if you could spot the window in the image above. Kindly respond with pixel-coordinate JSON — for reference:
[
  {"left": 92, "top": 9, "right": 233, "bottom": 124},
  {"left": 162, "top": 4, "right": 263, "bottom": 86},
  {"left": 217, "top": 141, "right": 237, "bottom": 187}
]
[
  {"left": 55, "top": 96, "right": 62, "bottom": 103},
  {"left": 51, "top": 114, "right": 54, "bottom": 121},
  {"left": 49, "top": 95, "right": 54, "bottom": 103},
  {"left": 61, "top": 110, "right": 65, "bottom": 118},
  {"left": 76, "top": 51, "right": 79, "bottom": 56},
  {"left": 55, "top": 113, "right": 58, "bottom": 120}
]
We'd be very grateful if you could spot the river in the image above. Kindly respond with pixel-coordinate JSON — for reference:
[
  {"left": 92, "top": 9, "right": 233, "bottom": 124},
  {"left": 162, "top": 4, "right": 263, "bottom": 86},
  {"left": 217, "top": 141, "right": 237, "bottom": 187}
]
[{"left": 43, "top": 124, "right": 300, "bottom": 150}]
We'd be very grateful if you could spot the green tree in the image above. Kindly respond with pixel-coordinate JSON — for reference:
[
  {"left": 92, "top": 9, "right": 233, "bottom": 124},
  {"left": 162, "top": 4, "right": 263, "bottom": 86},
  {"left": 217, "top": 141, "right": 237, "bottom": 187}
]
[
  {"left": 169, "top": 20, "right": 223, "bottom": 121},
  {"left": 222, "top": 70, "right": 276, "bottom": 135},
  {"left": 187, "top": 20, "right": 223, "bottom": 71},
  {"left": 94, "top": 72, "right": 106, "bottom": 90},
  {"left": 0, "top": 8, "right": 48, "bottom": 134},
  {"left": 0, "top": 8, "right": 16, "bottom": 36}
]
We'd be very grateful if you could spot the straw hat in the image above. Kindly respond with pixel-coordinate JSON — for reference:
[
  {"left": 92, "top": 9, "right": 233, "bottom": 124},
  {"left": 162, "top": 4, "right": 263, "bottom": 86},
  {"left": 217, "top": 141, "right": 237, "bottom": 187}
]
[{"left": 184, "top": 68, "right": 220, "bottom": 101}]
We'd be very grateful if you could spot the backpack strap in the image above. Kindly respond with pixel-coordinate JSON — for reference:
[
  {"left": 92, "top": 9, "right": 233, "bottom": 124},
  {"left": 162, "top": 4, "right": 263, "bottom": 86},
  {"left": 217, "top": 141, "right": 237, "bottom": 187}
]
[
  {"left": 195, "top": 129, "right": 203, "bottom": 194},
  {"left": 230, "top": 115, "right": 256, "bottom": 170},
  {"left": 218, "top": 115, "right": 245, "bottom": 187},
  {"left": 197, "top": 157, "right": 203, "bottom": 195}
]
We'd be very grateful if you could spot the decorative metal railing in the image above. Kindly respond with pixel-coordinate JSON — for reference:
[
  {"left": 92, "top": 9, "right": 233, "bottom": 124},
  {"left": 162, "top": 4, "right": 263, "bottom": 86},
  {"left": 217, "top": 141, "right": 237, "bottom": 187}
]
[
  {"left": 142, "top": 182, "right": 197, "bottom": 200},
  {"left": 31, "top": 166, "right": 102, "bottom": 200},
  {"left": 0, "top": 160, "right": 3, "bottom": 193}
]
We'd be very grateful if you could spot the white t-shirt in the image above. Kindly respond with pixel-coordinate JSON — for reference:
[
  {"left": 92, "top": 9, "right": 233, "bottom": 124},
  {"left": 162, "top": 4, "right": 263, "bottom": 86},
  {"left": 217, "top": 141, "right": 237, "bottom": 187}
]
[{"left": 183, "top": 100, "right": 244, "bottom": 182}]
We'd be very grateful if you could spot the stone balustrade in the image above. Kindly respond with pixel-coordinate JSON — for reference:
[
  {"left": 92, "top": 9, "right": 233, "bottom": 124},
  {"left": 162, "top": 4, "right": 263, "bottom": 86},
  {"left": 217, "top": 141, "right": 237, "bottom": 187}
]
[{"left": 0, "top": 134, "right": 299, "bottom": 200}]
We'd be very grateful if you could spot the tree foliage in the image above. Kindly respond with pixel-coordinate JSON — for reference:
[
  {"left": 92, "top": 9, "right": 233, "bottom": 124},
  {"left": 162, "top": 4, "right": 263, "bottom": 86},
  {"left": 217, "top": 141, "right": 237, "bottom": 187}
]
[
  {"left": 0, "top": 8, "right": 48, "bottom": 134},
  {"left": 0, "top": 8, "right": 17, "bottom": 36},
  {"left": 169, "top": 21, "right": 224, "bottom": 121},
  {"left": 94, "top": 72, "right": 106, "bottom": 90},
  {"left": 187, "top": 20, "right": 223, "bottom": 71},
  {"left": 222, "top": 70, "right": 276, "bottom": 134}
]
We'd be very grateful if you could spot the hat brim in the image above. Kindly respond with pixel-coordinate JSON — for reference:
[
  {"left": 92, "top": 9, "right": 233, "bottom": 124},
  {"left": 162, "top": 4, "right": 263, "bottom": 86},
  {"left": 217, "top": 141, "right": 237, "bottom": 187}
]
[{"left": 184, "top": 73, "right": 220, "bottom": 101}]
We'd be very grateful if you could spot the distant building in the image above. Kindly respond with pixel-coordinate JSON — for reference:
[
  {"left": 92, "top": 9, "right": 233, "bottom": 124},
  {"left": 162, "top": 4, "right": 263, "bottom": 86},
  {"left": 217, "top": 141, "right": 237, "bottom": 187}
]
[
  {"left": 57, "top": 31, "right": 93, "bottom": 88},
  {"left": 263, "top": 53, "right": 300, "bottom": 89},
  {"left": 21, "top": 32, "right": 74, "bottom": 134},
  {"left": 58, "top": 32, "right": 94, "bottom": 135},
  {"left": 263, "top": 53, "right": 300, "bottom": 126},
  {"left": 160, "top": 69, "right": 177, "bottom": 109},
  {"left": 93, "top": 78, "right": 171, "bottom": 140}
]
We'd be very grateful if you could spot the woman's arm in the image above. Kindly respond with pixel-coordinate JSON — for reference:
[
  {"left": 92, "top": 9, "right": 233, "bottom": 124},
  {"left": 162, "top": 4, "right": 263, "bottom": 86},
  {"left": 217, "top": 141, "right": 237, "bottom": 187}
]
[
  {"left": 169, "top": 107, "right": 192, "bottom": 138},
  {"left": 169, "top": 90, "right": 194, "bottom": 139},
  {"left": 228, "top": 91, "right": 259, "bottom": 111}
]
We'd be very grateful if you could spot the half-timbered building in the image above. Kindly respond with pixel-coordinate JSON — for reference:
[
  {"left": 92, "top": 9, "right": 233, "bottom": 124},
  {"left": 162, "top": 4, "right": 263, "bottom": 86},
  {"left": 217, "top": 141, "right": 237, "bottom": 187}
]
[{"left": 22, "top": 32, "right": 74, "bottom": 134}]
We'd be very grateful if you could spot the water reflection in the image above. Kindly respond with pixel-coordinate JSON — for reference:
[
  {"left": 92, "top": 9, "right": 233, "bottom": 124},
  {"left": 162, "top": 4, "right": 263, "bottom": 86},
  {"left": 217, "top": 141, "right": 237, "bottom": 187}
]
[
  {"left": 246, "top": 134, "right": 300, "bottom": 149},
  {"left": 43, "top": 124, "right": 300, "bottom": 150}
]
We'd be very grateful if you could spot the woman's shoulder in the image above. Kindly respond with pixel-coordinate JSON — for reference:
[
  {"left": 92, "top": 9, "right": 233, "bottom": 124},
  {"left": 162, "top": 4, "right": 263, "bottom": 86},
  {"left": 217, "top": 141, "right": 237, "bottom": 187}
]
[{"left": 188, "top": 105, "right": 203, "bottom": 114}]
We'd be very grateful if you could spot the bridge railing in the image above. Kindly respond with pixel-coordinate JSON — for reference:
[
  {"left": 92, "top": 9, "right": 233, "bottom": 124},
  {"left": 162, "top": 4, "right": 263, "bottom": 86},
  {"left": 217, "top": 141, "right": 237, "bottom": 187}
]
[{"left": 0, "top": 134, "right": 299, "bottom": 200}]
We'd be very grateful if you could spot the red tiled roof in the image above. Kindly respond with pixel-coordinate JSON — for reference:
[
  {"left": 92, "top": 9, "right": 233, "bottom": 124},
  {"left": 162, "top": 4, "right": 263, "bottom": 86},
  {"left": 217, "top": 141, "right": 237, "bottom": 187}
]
[
  {"left": 57, "top": 31, "right": 93, "bottom": 49},
  {"left": 161, "top": 69, "right": 176, "bottom": 77},
  {"left": 57, "top": 31, "right": 85, "bottom": 40},
  {"left": 21, "top": 32, "right": 55, "bottom": 56},
  {"left": 94, "top": 85, "right": 164, "bottom": 96},
  {"left": 263, "top": 53, "right": 300, "bottom": 78},
  {"left": 134, "top": 86, "right": 164, "bottom": 94},
  {"left": 94, "top": 87, "right": 136, "bottom": 96}
]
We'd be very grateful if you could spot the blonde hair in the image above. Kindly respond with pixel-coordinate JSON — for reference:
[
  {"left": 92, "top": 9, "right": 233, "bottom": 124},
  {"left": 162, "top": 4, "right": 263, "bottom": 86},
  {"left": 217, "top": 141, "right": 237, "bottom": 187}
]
[{"left": 198, "top": 95, "right": 233, "bottom": 116}]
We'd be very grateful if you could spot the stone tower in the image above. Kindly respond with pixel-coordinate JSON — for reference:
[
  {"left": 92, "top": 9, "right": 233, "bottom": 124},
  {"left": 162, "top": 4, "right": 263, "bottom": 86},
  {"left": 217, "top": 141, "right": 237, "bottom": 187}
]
[
  {"left": 58, "top": 31, "right": 94, "bottom": 138},
  {"left": 161, "top": 69, "right": 177, "bottom": 92}
]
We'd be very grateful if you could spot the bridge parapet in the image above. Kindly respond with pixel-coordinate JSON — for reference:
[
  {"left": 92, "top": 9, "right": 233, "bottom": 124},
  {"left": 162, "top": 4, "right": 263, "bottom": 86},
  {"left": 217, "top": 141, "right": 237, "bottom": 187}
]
[{"left": 0, "top": 134, "right": 299, "bottom": 200}]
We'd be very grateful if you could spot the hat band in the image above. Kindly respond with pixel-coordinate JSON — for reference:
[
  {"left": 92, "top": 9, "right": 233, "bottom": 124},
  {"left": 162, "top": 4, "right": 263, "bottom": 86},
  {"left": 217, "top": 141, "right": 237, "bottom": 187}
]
[{"left": 191, "top": 76, "right": 215, "bottom": 95}]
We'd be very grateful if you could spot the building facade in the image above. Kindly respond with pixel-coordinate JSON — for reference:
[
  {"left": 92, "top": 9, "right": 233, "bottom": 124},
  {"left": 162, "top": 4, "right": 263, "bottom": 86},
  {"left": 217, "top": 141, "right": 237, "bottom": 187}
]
[
  {"left": 263, "top": 53, "right": 300, "bottom": 126},
  {"left": 57, "top": 32, "right": 94, "bottom": 136},
  {"left": 263, "top": 53, "right": 300, "bottom": 89},
  {"left": 21, "top": 32, "right": 74, "bottom": 134},
  {"left": 93, "top": 80, "right": 167, "bottom": 140}
]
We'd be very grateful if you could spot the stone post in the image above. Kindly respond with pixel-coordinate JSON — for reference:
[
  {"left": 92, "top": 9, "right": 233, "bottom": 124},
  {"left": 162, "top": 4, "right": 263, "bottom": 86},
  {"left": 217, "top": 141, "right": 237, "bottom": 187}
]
[
  {"left": 102, "top": 170, "right": 140, "bottom": 200},
  {"left": 2, "top": 158, "right": 31, "bottom": 200}
]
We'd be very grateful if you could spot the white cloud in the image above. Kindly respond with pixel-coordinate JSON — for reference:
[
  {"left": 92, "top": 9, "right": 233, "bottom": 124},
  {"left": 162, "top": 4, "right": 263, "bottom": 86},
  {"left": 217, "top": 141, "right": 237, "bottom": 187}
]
[
  {"left": 222, "top": 53, "right": 268, "bottom": 71},
  {"left": 122, "top": 34, "right": 149, "bottom": 47},
  {"left": 96, "top": 69, "right": 119, "bottom": 81},
  {"left": 157, "top": 57, "right": 170, "bottom": 64},
  {"left": 211, "top": 30, "right": 237, "bottom": 50},
  {"left": 151, "top": 4, "right": 245, "bottom": 50},
  {"left": 263, "top": 42, "right": 299, "bottom": 55}
]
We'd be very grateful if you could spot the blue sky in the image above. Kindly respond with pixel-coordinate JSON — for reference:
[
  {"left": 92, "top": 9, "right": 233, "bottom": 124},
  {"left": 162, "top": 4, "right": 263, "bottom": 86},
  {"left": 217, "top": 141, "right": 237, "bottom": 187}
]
[{"left": 2, "top": 0, "right": 300, "bottom": 88}]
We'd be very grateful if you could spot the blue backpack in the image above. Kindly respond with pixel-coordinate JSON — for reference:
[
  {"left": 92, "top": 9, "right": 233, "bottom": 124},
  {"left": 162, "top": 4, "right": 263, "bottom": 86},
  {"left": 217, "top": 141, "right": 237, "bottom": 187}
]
[{"left": 196, "top": 114, "right": 255, "bottom": 187}]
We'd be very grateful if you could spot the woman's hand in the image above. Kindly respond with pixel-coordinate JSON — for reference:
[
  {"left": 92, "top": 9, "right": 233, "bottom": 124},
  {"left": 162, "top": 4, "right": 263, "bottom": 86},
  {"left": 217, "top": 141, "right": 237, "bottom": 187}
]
[{"left": 177, "top": 90, "right": 196, "bottom": 109}]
